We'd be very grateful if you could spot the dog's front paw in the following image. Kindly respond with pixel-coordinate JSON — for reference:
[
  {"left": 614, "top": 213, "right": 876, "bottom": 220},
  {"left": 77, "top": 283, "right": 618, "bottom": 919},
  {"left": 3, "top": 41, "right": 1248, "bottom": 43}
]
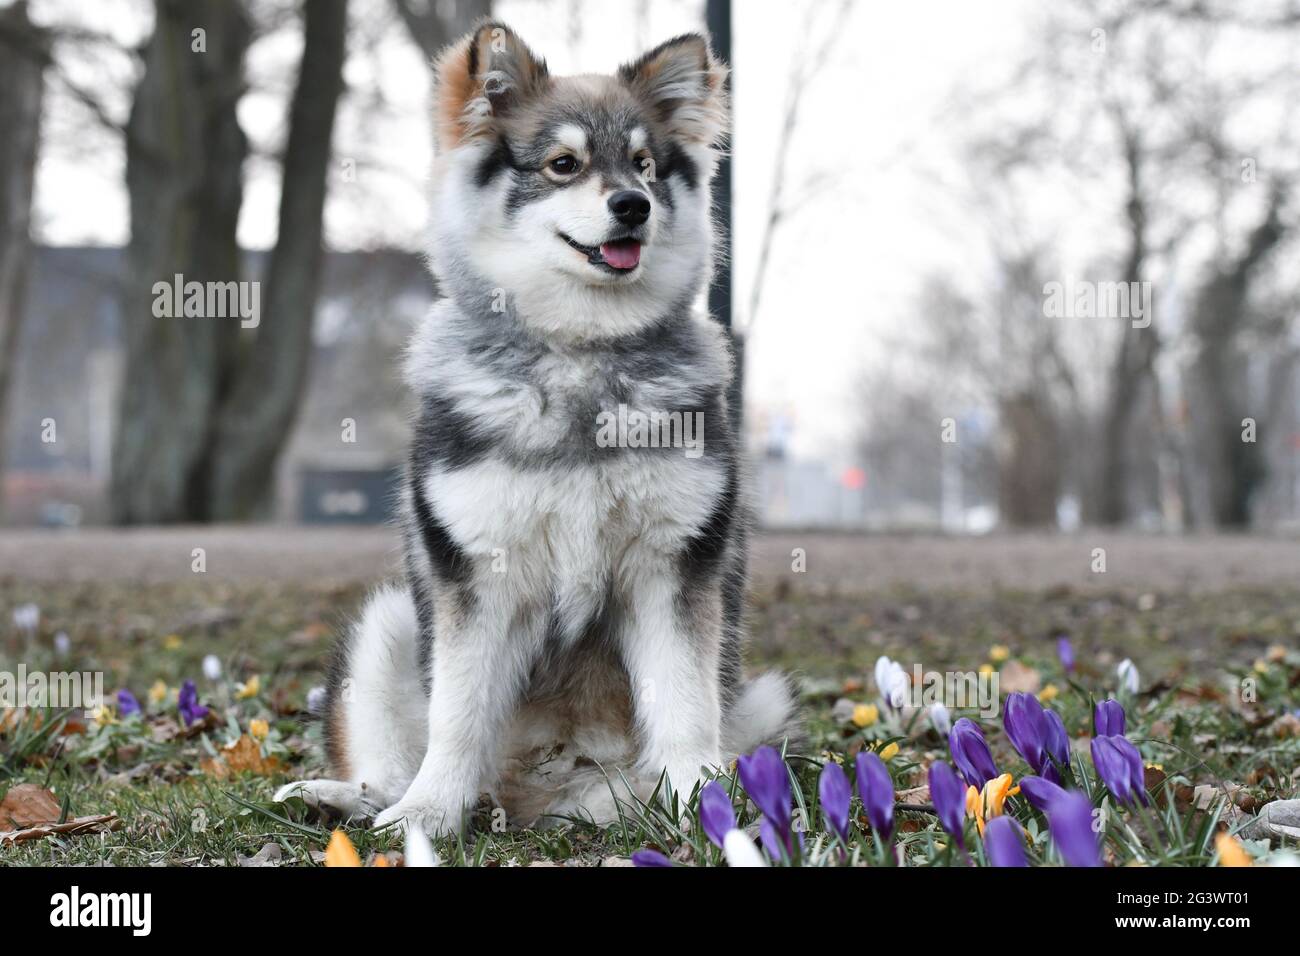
[
  {"left": 372, "top": 799, "right": 462, "bottom": 838},
  {"left": 274, "top": 779, "right": 383, "bottom": 824}
]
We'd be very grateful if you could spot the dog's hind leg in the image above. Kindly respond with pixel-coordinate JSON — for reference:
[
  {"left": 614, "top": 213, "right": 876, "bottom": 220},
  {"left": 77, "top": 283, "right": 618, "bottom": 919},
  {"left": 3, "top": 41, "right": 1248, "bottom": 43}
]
[{"left": 275, "top": 585, "right": 428, "bottom": 821}]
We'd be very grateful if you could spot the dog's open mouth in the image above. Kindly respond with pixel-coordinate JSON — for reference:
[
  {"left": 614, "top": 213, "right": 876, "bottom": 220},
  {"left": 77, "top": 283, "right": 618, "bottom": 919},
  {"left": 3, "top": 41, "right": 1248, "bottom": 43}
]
[{"left": 560, "top": 233, "right": 642, "bottom": 272}]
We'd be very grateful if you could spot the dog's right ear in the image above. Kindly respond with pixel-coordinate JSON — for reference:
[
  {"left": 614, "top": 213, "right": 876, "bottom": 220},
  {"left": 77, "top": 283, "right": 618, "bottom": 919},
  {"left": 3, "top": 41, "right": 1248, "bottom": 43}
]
[{"left": 434, "top": 22, "right": 549, "bottom": 149}]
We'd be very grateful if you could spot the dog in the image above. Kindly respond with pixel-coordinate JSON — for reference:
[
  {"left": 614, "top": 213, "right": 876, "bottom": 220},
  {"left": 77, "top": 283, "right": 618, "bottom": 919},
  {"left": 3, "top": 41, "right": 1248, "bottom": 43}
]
[{"left": 275, "top": 22, "right": 798, "bottom": 837}]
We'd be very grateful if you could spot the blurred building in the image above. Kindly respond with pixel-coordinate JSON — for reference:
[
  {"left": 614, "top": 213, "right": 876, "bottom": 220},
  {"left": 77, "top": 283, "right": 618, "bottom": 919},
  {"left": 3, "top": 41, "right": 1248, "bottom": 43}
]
[{"left": 2, "top": 245, "right": 431, "bottom": 525}]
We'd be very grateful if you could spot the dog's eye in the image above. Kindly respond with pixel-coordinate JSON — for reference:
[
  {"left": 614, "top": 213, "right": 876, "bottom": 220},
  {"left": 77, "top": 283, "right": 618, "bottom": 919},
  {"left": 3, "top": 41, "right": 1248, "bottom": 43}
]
[{"left": 548, "top": 155, "right": 580, "bottom": 175}]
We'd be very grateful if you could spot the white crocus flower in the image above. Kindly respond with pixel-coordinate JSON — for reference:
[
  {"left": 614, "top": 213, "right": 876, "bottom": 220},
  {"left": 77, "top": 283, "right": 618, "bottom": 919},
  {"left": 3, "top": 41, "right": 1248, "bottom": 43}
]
[
  {"left": 306, "top": 685, "right": 328, "bottom": 716},
  {"left": 929, "top": 701, "right": 952, "bottom": 735},
  {"left": 12, "top": 603, "right": 39, "bottom": 633},
  {"left": 874, "top": 655, "right": 909, "bottom": 709},
  {"left": 202, "top": 654, "right": 223, "bottom": 681},
  {"left": 1117, "top": 658, "right": 1140, "bottom": 695},
  {"left": 723, "top": 829, "right": 768, "bottom": 867},
  {"left": 874, "top": 656, "right": 893, "bottom": 697},
  {"left": 53, "top": 631, "right": 71, "bottom": 658},
  {"left": 404, "top": 825, "right": 441, "bottom": 867}
]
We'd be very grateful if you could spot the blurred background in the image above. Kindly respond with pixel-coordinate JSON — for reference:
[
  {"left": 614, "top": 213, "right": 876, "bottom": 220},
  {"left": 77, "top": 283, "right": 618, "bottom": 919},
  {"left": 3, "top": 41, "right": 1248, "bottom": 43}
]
[{"left": 1, "top": 0, "right": 1299, "bottom": 535}]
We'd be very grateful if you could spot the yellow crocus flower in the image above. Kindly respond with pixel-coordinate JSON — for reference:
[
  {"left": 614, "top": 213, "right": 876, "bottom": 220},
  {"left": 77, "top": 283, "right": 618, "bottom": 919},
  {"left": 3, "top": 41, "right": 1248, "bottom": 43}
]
[
  {"left": 249, "top": 718, "right": 270, "bottom": 741},
  {"left": 989, "top": 645, "right": 1010, "bottom": 663},
  {"left": 966, "top": 773, "right": 1019, "bottom": 836},
  {"left": 852, "top": 704, "right": 879, "bottom": 728},
  {"left": 878, "top": 742, "right": 900, "bottom": 761},
  {"left": 236, "top": 675, "right": 261, "bottom": 700},
  {"left": 1215, "top": 833, "right": 1252, "bottom": 868},
  {"left": 324, "top": 829, "right": 362, "bottom": 867},
  {"left": 148, "top": 679, "right": 168, "bottom": 704}
]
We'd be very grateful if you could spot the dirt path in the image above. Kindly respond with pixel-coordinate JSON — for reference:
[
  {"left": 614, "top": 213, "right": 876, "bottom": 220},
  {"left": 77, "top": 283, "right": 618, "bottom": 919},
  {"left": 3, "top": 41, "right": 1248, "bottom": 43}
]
[{"left": 1, "top": 526, "right": 1295, "bottom": 593}]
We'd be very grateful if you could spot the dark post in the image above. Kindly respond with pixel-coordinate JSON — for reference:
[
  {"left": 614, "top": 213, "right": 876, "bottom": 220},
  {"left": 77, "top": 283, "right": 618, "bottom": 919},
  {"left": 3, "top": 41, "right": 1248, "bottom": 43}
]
[
  {"left": 705, "top": 0, "right": 732, "bottom": 331},
  {"left": 705, "top": 0, "right": 743, "bottom": 439}
]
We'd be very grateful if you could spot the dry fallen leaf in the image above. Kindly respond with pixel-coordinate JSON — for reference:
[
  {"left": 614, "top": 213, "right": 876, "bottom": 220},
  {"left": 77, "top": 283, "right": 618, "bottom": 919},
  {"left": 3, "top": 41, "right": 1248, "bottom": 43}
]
[
  {"left": 0, "top": 784, "right": 62, "bottom": 829},
  {"left": 999, "top": 660, "right": 1042, "bottom": 695},
  {"left": 201, "top": 734, "right": 282, "bottom": 778},
  {"left": 897, "top": 784, "right": 931, "bottom": 806},
  {"left": 0, "top": 814, "right": 121, "bottom": 846},
  {"left": 237, "top": 843, "right": 284, "bottom": 867}
]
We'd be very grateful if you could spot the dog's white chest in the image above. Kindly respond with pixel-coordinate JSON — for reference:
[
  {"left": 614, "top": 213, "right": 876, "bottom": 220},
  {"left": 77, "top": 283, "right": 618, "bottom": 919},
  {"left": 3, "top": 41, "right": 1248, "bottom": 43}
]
[{"left": 424, "top": 453, "right": 719, "bottom": 632}]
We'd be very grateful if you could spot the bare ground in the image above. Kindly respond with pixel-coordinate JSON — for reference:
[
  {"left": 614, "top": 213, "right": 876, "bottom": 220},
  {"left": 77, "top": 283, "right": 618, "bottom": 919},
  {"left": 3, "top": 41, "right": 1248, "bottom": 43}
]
[{"left": 2, "top": 526, "right": 1296, "bottom": 592}]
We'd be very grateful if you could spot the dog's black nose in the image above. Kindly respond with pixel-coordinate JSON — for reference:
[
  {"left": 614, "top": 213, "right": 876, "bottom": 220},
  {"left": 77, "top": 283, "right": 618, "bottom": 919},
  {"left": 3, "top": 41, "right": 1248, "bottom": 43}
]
[{"left": 608, "top": 190, "right": 651, "bottom": 226}]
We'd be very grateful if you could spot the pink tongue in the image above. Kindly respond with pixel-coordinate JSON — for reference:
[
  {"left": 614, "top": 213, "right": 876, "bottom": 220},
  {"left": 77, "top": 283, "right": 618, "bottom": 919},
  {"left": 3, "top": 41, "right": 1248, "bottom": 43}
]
[{"left": 600, "top": 240, "right": 641, "bottom": 269}]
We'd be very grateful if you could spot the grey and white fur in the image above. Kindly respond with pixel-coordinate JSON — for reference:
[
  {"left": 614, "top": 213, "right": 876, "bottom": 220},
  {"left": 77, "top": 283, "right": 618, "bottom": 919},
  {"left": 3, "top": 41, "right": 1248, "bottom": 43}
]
[{"left": 276, "top": 22, "right": 798, "bottom": 837}]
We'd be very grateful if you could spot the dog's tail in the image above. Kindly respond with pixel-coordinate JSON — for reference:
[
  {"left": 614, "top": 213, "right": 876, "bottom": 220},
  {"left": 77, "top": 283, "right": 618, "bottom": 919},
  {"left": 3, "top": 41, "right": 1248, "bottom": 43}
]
[{"left": 722, "top": 671, "right": 802, "bottom": 758}]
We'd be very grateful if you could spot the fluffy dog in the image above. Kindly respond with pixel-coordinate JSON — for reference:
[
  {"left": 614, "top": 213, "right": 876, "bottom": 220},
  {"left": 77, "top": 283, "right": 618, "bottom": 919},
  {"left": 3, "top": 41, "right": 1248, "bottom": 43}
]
[{"left": 276, "top": 22, "right": 798, "bottom": 837}]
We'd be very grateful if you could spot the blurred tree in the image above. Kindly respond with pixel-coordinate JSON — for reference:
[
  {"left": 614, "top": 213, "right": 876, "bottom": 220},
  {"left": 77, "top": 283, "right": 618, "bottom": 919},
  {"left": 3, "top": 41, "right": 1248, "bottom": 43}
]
[
  {"left": 203, "top": 0, "right": 349, "bottom": 520},
  {"left": 111, "top": 0, "right": 252, "bottom": 523},
  {"left": 111, "top": 0, "right": 349, "bottom": 522},
  {"left": 390, "top": 0, "right": 489, "bottom": 63},
  {"left": 1187, "top": 188, "right": 1289, "bottom": 526},
  {"left": 940, "top": 0, "right": 1299, "bottom": 529},
  {"left": 0, "top": 1, "right": 46, "bottom": 520}
]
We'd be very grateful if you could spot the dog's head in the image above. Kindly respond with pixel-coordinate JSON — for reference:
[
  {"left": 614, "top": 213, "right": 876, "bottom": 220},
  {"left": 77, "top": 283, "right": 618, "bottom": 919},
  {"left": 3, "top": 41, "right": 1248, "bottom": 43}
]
[{"left": 427, "top": 22, "right": 728, "bottom": 341}]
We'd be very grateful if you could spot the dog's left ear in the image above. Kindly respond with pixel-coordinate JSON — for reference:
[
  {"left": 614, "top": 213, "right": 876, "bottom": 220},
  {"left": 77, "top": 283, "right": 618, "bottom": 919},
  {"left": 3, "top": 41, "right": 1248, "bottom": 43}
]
[{"left": 619, "top": 33, "right": 728, "bottom": 147}]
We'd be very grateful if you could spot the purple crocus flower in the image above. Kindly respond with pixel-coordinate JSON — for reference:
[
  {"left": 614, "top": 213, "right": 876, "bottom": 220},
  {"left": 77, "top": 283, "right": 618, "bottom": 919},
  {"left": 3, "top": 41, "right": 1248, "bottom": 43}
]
[
  {"left": 1046, "top": 790, "right": 1102, "bottom": 867},
  {"left": 818, "top": 762, "right": 851, "bottom": 842},
  {"left": 1004, "top": 692, "right": 1049, "bottom": 775},
  {"left": 1090, "top": 735, "right": 1149, "bottom": 807},
  {"left": 116, "top": 688, "right": 141, "bottom": 717},
  {"left": 1094, "top": 698, "right": 1125, "bottom": 737},
  {"left": 983, "top": 815, "right": 1028, "bottom": 867},
  {"left": 737, "top": 746, "right": 791, "bottom": 828},
  {"left": 758, "top": 816, "right": 803, "bottom": 860},
  {"left": 177, "top": 679, "right": 209, "bottom": 727},
  {"left": 928, "top": 761, "right": 967, "bottom": 849},
  {"left": 737, "top": 746, "right": 793, "bottom": 856},
  {"left": 631, "top": 848, "right": 672, "bottom": 867},
  {"left": 698, "top": 781, "right": 737, "bottom": 849},
  {"left": 949, "top": 718, "right": 999, "bottom": 789},
  {"left": 1057, "top": 635, "right": 1075, "bottom": 674},
  {"left": 1041, "top": 707, "right": 1071, "bottom": 783},
  {"left": 855, "top": 751, "right": 894, "bottom": 838},
  {"left": 1018, "top": 775, "right": 1068, "bottom": 814}
]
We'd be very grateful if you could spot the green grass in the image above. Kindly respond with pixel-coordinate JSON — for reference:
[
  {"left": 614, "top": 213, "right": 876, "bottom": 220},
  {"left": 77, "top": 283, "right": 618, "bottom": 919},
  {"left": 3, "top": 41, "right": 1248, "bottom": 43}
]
[{"left": 2, "top": 579, "right": 1298, "bottom": 866}]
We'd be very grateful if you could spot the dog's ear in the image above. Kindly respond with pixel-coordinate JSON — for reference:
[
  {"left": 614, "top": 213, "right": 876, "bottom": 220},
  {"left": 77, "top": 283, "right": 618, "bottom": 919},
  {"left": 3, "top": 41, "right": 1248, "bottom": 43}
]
[
  {"left": 434, "top": 22, "right": 549, "bottom": 148},
  {"left": 619, "top": 34, "right": 728, "bottom": 147}
]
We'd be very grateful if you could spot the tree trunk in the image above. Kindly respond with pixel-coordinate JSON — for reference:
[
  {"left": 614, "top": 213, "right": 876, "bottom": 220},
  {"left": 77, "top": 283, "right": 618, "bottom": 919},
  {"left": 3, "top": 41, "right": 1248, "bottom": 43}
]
[
  {"left": 0, "top": 2, "right": 46, "bottom": 520},
  {"left": 997, "top": 391, "right": 1061, "bottom": 527},
  {"left": 110, "top": 0, "right": 250, "bottom": 523},
  {"left": 1094, "top": 132, "right": 1156, "bottom": 526},
  {"left": 205, "top": 0, "right": 348, "bottom": 520},
  {"left": 391, "top": 0, "right": 490, "bottom": 62},
  {"left": 1187, "top": 191, "right": 1286, "bottom": 527}
]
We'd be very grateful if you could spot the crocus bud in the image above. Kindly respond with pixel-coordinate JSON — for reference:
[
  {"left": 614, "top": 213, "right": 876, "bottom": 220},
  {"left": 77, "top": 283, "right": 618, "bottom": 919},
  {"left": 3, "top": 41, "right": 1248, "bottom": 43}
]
[{"left": 949, "top": 718, "right": 999, "bottom": 789}]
